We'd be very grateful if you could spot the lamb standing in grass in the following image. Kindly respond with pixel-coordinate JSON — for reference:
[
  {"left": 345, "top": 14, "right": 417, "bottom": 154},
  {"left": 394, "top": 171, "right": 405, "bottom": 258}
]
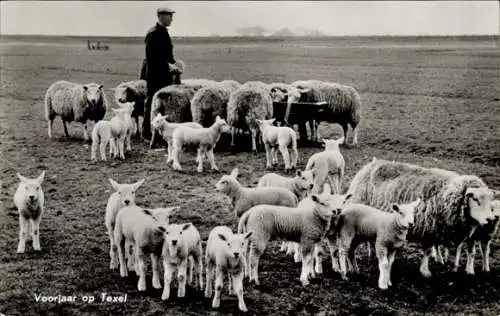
[
  {"left": 336, "top": 199, "right": 421, "bottom": 290},
  {"left": 305, "top": 136, "right": 345, "bottom": 194},
  {"left": 171, "top": 116, "right": 231, "bottom": 172},
  {"left": 114, "top": 205, "right": 179, "bottom": 291},
  {"left": 90, "top": 120, "right": 116, "bottom": 161},
  {"left": 205, "top": 226, "right": 253, "bottom": 312},
  {"left": 257, "top": 118, "right": 299, "bottom": 171},
  {"left": 45, "top": 80, "right": 107, "bottom": 141},
  {"left": 237, "top": 192, "right": 348, "bottom": 286},
  {"left": 14, "top": 171, "right": 46, "bottom": 253},
  {"left": 215, "top": 168, "right": 298, "bottom": 218},
  {"left": 113, "top": 79, "right": 147, "bottom": 139},
  {"left": 160, "top": 223, "right": 204, "bottom": 301},
  {"left": 105, "top": 178, "right": 145, "bottom": 270},
  {"left": 257, "top": 169, "right": 315, "bottom": 202}
]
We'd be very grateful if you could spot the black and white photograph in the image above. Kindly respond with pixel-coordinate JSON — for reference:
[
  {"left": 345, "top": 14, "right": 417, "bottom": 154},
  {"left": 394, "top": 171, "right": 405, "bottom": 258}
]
[{"left": 0, "top": 1, "right": 499, "bottom": 315}]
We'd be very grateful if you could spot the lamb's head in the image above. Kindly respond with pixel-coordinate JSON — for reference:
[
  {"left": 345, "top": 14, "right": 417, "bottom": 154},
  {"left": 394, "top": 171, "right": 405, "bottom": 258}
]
[
  {"left": 217, "top": 231, "right": 253, "bottom": 262},
  {"left": 311, "top": 188, "right": 352, "bottom": 221},
  {"left": 83, "top": 83, "right": 104, "bottom": 108},
  {"left": 465, "top": 187, "right": 496, "bottom": 225},
  {"left": 112, "top": 102, "right": 134, "bottom": 118},
  {"left": 114, "top": 84, "right": 136, "bottom": 104},
  {"left": 215, "top": 168, "right": 240, "bottom": 195},
  {"left": 163, "top": 223, "right": 191, "bottom": 255},
  {"left": 142, "top": 206, "right": 180, "bottom": 232},
  {"left": 151, "top": 114, "right": 167, "bottom": 132},
  {"left": 294, "top": 169, "right": 316, "bottom": 194},
  {"left": 213, "top": 116, "right": 231, "bottom": 134},
  {"left": 322, "top": 136, "right": 345, "bottom": 151},
  {"left": 256, "top": 118, "right": 276, "bottom": 132},
  {"left": 109, "top": 178, "right": 145, "bottom": 207},
  {"left": 391, "top": 198, "right": 421, "bottom": 228},
  {"left": 17, "top": 171, "right": 45, "bottom": 204}
]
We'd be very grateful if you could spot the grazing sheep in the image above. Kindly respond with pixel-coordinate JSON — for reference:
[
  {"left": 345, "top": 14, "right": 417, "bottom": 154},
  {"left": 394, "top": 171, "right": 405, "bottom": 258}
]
[
  {"left": 14, "top": 171, "right": 46, "bottom": 253},
  {"left": 113, "top": 79, "right": 147, "bottom": 138},
  {"left": 45, "top": 80, "right": 107, "bottom": 141},
  {"left": 346, "top": 157, "right": 496, "bottom": 278},
  {"left": 291, "top": 80, "right": 361, "bottom": 145},
  {"left": 190, "top": 81, "right": 241, "bottom": 128},
  {"left": 114, "top": 205, "right": 179, "bottom": 291},
  {"left": 336, "top": 199, "right": 421, "bottom": 290},
  {"left": 105, "top": 178, "right": 145, "bottom": 270},
  {"left": 257, "top": 169, "right": 316, "bottom": 201},
  {"left": 257, "top": 118, "right": 298, "bottom": 171},
  {"left": 215, "top": 168, "right": 298, "bottom": 218},
  {"left": 453, "top": 199, "right": 500, "bottom": 274},
  {"left": 227, "top": 85, "right": 274, "bottom": 152},
  {"left": 305, "top": 136, "right": 345, "bottom": 194},
  {"left": 160, "top": 223, "right": 204, "bottom": 301},
  {"left": 205, "top": 226, "right": 253, "bottom": 312},
  {"left": 171, "top": 116, "right": 231, "bottom": 172}
]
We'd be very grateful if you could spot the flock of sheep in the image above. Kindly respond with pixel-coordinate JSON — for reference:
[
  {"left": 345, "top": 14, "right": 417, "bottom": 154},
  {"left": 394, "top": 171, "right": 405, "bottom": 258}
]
[{"left": 11, "top": 71, "right": 500, "bottom": 312}]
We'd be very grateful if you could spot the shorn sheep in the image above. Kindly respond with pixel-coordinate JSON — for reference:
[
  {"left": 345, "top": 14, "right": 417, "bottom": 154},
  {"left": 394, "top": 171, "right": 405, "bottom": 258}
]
[
  {"left": 114, "top": 205, "right": 180, "bottom": 291},
  {"left": 105, "top": 178, "right": 145, "bottom": 270},
  {"left": 45, "top": 80, "right": 107, "bottom": 141},
  {"left": 336, "top": 199, "right": 421, "bottom": 290},
  {"left": 305, "top": 136, "right": 345, "bottom": 194},
  {"left": 205, "top": 226, "right": 253, "bottom": 312},
  {"left": 238, "top": 191, "right": 349, "bottom": 286},
  {"left": 257, "top": 169, "right": 316, "bottom": 201},
  {"left": 171, "top": 116, "right": 231, "bottom": 172},
  {"left": 346, "top": 157, "right": 496, "bottom": 278},
  {"left": 14, "top": 171, "right": 46, "bottom": 253},
  {"left": 291, "top": 80, "right": 361, "bottom": 145},
  {"left": 113, "top": 79, "right": 147, "bottom": 138},
  {"left": 257, "top": 118, "right": 298, "bottom": 171},
  {"left": 215, "top": 168, "right": 298, "bottom": 218},
  {"left": 160, "top": 223, "right": 204, "bottom": 301}
]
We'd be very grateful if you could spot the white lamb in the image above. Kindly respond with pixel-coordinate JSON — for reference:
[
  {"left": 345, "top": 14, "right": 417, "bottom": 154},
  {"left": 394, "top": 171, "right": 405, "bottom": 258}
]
[
  {"left": 256, "top": 118, "right": 298, "bottom": 171},
  {"left": 305, "top": 136, "right": 345, "bottom": 194},
  {"left": 113, "top": 79, "right": 147, "bottom": 139},
  {"left": 105, "top": 178, "right": 145, "bottom": 270},
  {"left": 335, "top": 199, "right": 421, "bottom": 290},
  {"left": 205, "top": 226, "right": 253, "bottom": 312},
  {"left": 161, "top": 223, "right": 204, "bottom": 301},
  {"left": 215, "top": 168, "right": 298, "bottom": 218},
  {"left": 150, "top": 113, "right": 203, "bottom": 164},
  {"left": 14, "top": 171, "right": 46, "bottom": 253},
  {"left": 171, "top": 116, "right": 231, "bottom": 172},
  {"left": 257, "top": 169, "right": 316, "bottom": 202},
  {"left": 237, "top": 191, "right": 349, "bottom": 286},
  {"left": 114, "top": 205, "right": 179, "bottom": 291},
  {"left": 90, "top": 120, "right": 116, "bottom": 161}
]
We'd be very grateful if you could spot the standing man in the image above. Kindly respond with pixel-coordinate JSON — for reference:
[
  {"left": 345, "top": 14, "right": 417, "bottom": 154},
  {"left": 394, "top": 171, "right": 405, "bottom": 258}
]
[{"left": 142, "top": 7, "right": 180, "bottom": 141}]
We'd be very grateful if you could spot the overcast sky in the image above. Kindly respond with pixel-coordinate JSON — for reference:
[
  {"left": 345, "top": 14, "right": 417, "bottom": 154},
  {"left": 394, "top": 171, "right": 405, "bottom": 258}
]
[{"left": 1, "top": 1, "right": 498, "bottom": 37}]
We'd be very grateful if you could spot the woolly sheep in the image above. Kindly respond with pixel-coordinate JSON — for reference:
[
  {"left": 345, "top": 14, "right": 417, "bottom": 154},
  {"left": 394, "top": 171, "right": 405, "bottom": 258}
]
[
  {"left": 257, "top": 118, "right": 298, "bottom": 171},
  {"left": 257, "top": 169, "right": 316, "bottom": 201},
  {"left": 171, "top": 116, "right": 231, "bottom": 172},
  {"left": 291, "top": 80, "right": 361, "bottom": 145},
  {"left": 453, "top": 198, "right": 500, "bottom": 275},
  {"left": 237, "top": 191, "right": 348, "bottom": 286},
  {"left": 105, "top": 178, "right": 145, "bottom": 270},
  {"left": 215, "top": 168, "right": 298, "bottom": 218},
  {"left": 227, "top": 85, "right": 274, "bottom": 152},
  {"left": 45, "top": 80, "right": 107, "bottom": 141},
  {"left": 113, "top": 79, "right": 147, "bottom": 138},
  {"left": 204, "top": 226, "right": 253, "bottom": 312},
  {"left": 180, "top": 78, "right": 218, "bottom": 91},
  {"left": 160, "top": 223, "right": 204, "bottom": 301},
  {"left": 190, "top": 81, "right": 241, "bottom": 128},
  {"left": 305, "top": 136, "right": 345, "bottom": 194},
  {"left": 14, "top": 171, "right": 46, "bottom": 253},
  {"left": 113, "top": 205, "right": 180, "bottom": 291},
  {"left": 346, "top": 157, "right": 496, "bottom": 278},
  {"left": 336, "top": 199, "right": 421, "bottom": 290},
  {"left": 150, "top": 84, "right": 197, "bottom": 127}
]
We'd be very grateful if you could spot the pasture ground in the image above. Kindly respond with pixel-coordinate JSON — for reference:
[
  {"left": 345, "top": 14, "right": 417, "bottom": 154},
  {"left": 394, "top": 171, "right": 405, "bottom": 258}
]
[{"left": 0, "top": 36, "right": 499, "bottom": 315}]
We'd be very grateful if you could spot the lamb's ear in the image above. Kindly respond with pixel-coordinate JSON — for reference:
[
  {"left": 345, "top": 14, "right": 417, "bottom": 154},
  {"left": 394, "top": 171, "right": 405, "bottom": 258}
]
[
  {"left": 109, "top": 178, "right": 121, "bottom": 191},
  {"left": 343, "top": 193, "right": 352, "bottom": 203},
  {"left": 391, "top": 204, "right": 402, "bottom": 215},
  {"left": 299, "top": 87, "right": 311, "bottom": 94},
  {"left": 269, "top": 118, "right": 276, "bottom": 124},
  {"left": 36, "top": 171, "right": 45, "bottom": 184},
  {"left": 244, "top": 231, "right": 253, "bottom": 240},
  {"left": 98, "top": 84, "right": 104, "bottom": 90},
  {"left": 17, "top": 173, "right": 28, "bottom": 183},
  {"left": 83, "top": 85, "right": 88, "bottom": 91},
  {"left": 230, "top": 168, "right": 239, "bottom": 178},
  {"left": 156, "top": 225, "right": 166, "bottom": 233},
  {"left": 143, "top": 209, "right": 154, "bottom": 217},
  {"left": 296, "top": 170, "right": 302, "bottom": 177},
  {"left": 182, "top": 223, "right": 191, "bottom": 231},
  {"left": 311, "top": 194, "right": 321, "bottom": 204},
  {"left": 217, "top": 233, "right": 227, "bottom": 242},
  {"left": 132, "top": 179, "right": 145, "bottom": 191},
  {"left": 167, "top": 206, "right": 180, "bottom": 215}
]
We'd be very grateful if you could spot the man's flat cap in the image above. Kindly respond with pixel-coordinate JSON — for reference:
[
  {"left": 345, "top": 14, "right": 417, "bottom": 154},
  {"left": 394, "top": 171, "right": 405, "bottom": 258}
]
[{"left": 157, "top": 7, "right": 175, "bottom": 14}]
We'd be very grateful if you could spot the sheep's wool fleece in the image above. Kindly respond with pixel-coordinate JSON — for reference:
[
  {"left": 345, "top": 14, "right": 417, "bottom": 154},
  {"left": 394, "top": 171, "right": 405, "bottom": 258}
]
[
  {"left": 227, "top": 87, "right": 273, "bottom": 129},
  {"left": 347, "top": 158, "right": 489, "bottom": 247},
  {"left": 190, "top": 82, "right": 240, "bottom": 127},
  {"left": 45, "top": 80, "right": 107, "bottom": 123},
  {"left": 151, "top": 85, "right": 196, "bottom": 123}
]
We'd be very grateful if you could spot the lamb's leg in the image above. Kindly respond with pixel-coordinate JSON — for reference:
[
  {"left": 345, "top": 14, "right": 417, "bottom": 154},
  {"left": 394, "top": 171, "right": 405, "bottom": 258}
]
[
  {"left": 118, "top": 137, "right": 126, "bottom": 160},
  {"left": 208, "top": 148, "right": 219, "bottom": 171},
  {"left": 227, "top": 272, "right": 233, "bottom": 295},
  {"left": 125, "top": 240, "right": 135, "bottom": 272},
  {"left": 453, "top": 242, "right": 463, "bottom": 272},
  {"left": 279, "top": 145, "right": 291, "bottom": 171},
  {"left": 465, "top": 240, "right": 476, "bottom": 275},
  {"left": 187, "top": 256, "right": 194, "bottom": 286},
  {"left": 231, "top": 127, "right": 236, "bottom": 146},
  {"left": 161, "top": 262, "right": 174, "bottom": 300},
  {"left": 376, "top": 244, "right": 389, "bottom": 290},
  {"left": 151, "top": 253, "right": 162, "bottom": 289},
  {"left": 99, "top": 140, "right": 107, "bottom": 161},
  {"left": 250, "top": 127, "right": 258, "bottom": 153},
  {"left": 264, "top": 143, "right": 272, "bottom": 168},
  {"left": 347, "top": 245, "right": 359, "bottom": 274},
  {"left": 204, "top": 259, "right": 215, "bottom": 298},
  {"left": 285, "top": 242, "right": 295, "bottom": 255},
  {"left": 116, "top": 237, "right": 128, "bottom": 277},
  {"left": 197, "top": 244, "right": 204, "bottom": 289},
  {"left": 137, "top": 249, "right": 147, "bottom": 291},
  {"left": 299, "top": 244, "right": 313, "bottom": 286},
  {"left": 232, "top": 272, "right": 248, "bottom": 312},
  {"left": 212, "top": 266, "right": 224, "bottom": 308},
  {"left": 481, "top": 240, "right": 491, "bottom": 272},
  {"left": 62, "top": 120, "right": 70, "bottom": 138},
  {"left": 249, "top": 244, "right": 264, "bottom": 285},
  {"left": 387, "top": 250, "right": 396, "bottom": 287},
  {"left": 171, "top": 146, "right": 183, "bottom": 171},
  {"left": 108, "top": 228, "right": 118, "bottom": 270},
  {"left": 326, "top": 238, "right": 340, "bottom": 272},
  {"left": 270, "top": 147, "right": 278, "bottom": 167},
  {"left": 291, "top": 142, "right": 298, "bottom": 169},
  {"left": 436, "top": 245, "right": 445, "bottom": 265},
  {"left": 351, "top": 124, "right": 359, "bottom": 146},
  {"left": 419, "top": 247, "right": 433, "bottom": 278},
  {"left": 30, "top": 217, "right": 41, "bottom": 251},
  {"left": 341, "top": 124, "right": 348, "bottom": 145},
  {"left": 126, "top": 131, "right": 132, "bottom": 152},
  {"left": 83, "top": 122, "right": 90, "bottom": 142},
  {"left": 196, "top": 147, "right": 204, "bottom": 173},
  {"left": 280, "top": 242, "right": 288, "bottom": 252},
  {"left": 177, "top": 259, "right": 188, "bottom": 298},
  {"left": 294, "top": 243, "right": 302, "bottom": 263},
  {"left": 48, "top": 119, "right": 54, "bottom": 138},
  {"left": 338, "top": 234, "right": 352, "bottom": 280},
  {"left": 313, "top": 244, "right": 323, "bottom": 275},
  {"left": 17, "top": 216, "right": 28, "bottom": 253}
]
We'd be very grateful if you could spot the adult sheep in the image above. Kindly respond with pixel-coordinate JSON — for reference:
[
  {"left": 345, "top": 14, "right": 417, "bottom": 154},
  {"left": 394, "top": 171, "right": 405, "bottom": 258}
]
[
  {"left": 45, "top": 80, "right": 107, "bottom": 141},
  {"left": 113, "top": 79, "right": 147, "bottom": 139},
  {"left": 291, "top": 80, "right": 361, "bottom": 145},
  {"left": 346, "top": 157, "right": 496, "bottom": 278}
]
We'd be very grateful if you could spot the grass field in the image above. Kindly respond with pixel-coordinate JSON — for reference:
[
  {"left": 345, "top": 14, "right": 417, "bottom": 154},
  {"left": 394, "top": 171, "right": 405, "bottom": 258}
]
[{"left": 0, "top": 35, "right": 499, "bottom": 316}]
